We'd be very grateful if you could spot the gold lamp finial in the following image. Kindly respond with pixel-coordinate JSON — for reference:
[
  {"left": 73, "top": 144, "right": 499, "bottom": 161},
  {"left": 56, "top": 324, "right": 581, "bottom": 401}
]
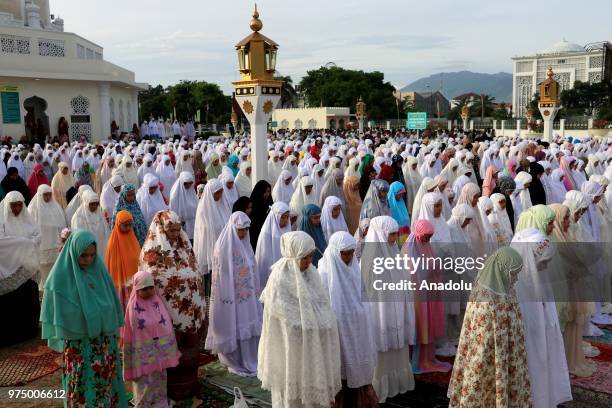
[
  {"left": 547, "top": 65, "right": 554, "bottom": 79},
  {"left": 250, "top": 3, "right": 263, "bottom": 32}
]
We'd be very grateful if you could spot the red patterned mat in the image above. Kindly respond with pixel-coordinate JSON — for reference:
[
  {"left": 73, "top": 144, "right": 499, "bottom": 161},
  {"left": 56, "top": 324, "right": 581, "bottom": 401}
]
[
  {"left": 0, "top": 345, "right": 60, "bottom": 387},
  {"left": 571, "top": 360, "right": 612, "bottom": 395}
]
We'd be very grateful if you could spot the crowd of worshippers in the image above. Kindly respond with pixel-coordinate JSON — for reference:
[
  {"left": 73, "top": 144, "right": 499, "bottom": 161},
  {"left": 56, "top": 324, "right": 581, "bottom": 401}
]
[{"left": 1, "top": 129, "right": 612, "bottom": 407}]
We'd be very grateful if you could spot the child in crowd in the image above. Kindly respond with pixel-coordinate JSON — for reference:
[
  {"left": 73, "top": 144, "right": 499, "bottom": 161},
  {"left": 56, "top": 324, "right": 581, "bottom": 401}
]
[{"left": 122, "top": 271, "right": 181, "bottom": 407}]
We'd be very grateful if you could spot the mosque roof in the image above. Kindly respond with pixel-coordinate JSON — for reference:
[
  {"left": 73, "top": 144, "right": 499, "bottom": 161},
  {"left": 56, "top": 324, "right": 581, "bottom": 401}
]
[{"left": 539, "top": 39, "right": 585, "bottom": 54}]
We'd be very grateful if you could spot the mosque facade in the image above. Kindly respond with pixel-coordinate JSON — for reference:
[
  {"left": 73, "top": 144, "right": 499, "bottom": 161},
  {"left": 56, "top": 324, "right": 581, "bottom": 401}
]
[
  {"left": 271, "top": 107, "right": 352, "bottom": 131},
  {"left": 511, "top": 39, "right": 611, "bottom": 118},
  {"left": 0, "top": 0, "right": 148, "bottom": 142}
]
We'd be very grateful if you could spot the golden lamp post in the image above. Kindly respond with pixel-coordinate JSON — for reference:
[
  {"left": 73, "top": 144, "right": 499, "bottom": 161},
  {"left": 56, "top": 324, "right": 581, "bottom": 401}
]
[
  {"left": 232, "top": 3, "right": 283, "bottom": 183},
  {"left": 356, "top": 97, "right": 367, "bottom": 133},
  {"left": 537, "top": 66, "right": 560, "bottom": 142},
  {"left": 461, "top": 104, "right": 470, "bottom": 131}
]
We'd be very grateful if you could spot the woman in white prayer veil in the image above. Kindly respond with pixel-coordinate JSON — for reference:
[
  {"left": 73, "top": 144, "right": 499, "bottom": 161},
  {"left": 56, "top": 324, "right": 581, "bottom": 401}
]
[
  {"left": 267, "top": 151, "right": 283, "bottom": 186},
  {"left": 65, "top": 184, "right": 93, "bottom": 224},
  {"left": 136, "top": 174, "right": 168, "bottom": 227},
  {"left": 344, "top": 157, "right": 360, "bottom": 178},
  {"left": 272, "top": 170, "right": 294, "bottom": 204},
  {"left": 514, "top": 171, "right": 533, "bottom": 212},
  {"left": 169, "top": 171, "right": 198, "bottom": 240},
  {"left": 27, "top": 185, "right": 67, "bottom": 287},
  {"left": 194, "top": 179, "right": 231, "bottom": 275},
  {"left": 174, "top": 150, "right": 193, "bottom": 175},
  {"left": 155, "top": 155, "right": 176, "bottom": 199},
  {"left": 234, "top": 161, "right": 252, "bottom": 197},
  {"left": 291, "top": 166, "right": 309, "bottom": 190},
  {"left": 490, "top": 193, "right": 513, "bottom": 244},
  {"left": 361, "top": 216, "right": 415, "bottom": 403},
  {"left": 99, "top": 175, "right": 124, "bottom": 219},
  {"left": 115, "top": 156, "right": 139, "bottom": 189},
  {"left": 281, "top": 155, "right": 298, "bottom": 180},
  {"left": 70, "top": 190, "right": 109, "bottom": 261},
  {"left": 580, "top": 180, "right": 604, "bottom": 242},
  {"left": 71, "top": 150, "right": 85, "bottom": 173},
  {"left": 290, "top": 176, "right": 317, "bottom": 216},
  {"left": 455, "top": 183, "right": 490, "bottom": 257},
  {"left": 321, "top": 196, "right": 348, "bottom": 241},
  {"left": 511, "top": 227, "right": 572, "bottom": 408},
  {"left": 258, "top": 231, "right": 342, "bottom": 408},
  {"left": 417, "top": 192, "right": 452, "bottom": 245},
  {"left": 311, "top": 164, "right": 326, "bottom": 196},
  {"left": 589, "top": 175, "right": 612, "bottom": 244},
  {"left": 206, "top": 211, "right": 262, "bottom": 377},
  {"left": 548, "top": 168, "right": 567, "bottom": 204},
  {"left": 255, "top": 202, "right": 291, "bottom": 290},
  {"left": 451, "top": 165, "right": 472, "bottom": 205},
  {"left": 476, "top": 196, "right": 501, "bottom": 245},
  {"left": 402, "top": 156, "right": 422, "bottom": 212},
  {"left": 137, "top": 153, "right": 156, "bottom": 184},
  {"left": 317, "top": 231, "right": 379, "bottom": 406},
  {"left": 410, "top": 177, "right": 437, "bottom": 228},
  {"left": 220, "top": 172, "right": 239, "bottom": 214},
  {"left": 419, "top": 154, "right": 438, "bottom": 179},
  {"left": 0, "top": 191, "right": 41, "bottom": 242}
]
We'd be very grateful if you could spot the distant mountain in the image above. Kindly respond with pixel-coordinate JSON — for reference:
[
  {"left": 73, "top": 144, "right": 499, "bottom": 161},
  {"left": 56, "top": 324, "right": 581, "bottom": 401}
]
[{"left": 400, "top": 71, "right": 513, "bottom": 103}]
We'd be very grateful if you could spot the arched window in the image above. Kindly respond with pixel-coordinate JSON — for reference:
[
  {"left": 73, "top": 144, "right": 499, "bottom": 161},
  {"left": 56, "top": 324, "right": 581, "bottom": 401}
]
[
  {"left": 329, "top": 119, "right": 336, "bottom": 129},
  {"left": 308, "top": 119, "right": 317, "bottom": 129},
  {"left": 338, "top": 119, "right": 345, "bottom": 129},
  {"left": 294, "top": 119, "right": 303, "bottom": 129},
  {"left": 280, "top": 119, "right": 289, "bottom": 129}
]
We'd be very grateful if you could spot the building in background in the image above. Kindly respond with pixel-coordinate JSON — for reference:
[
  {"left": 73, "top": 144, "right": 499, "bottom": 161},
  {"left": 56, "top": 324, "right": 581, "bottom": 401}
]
[
  {"left": 511, "top": 39, "right": 611, "bottom": 118},
  {"left": 0, "top": 0, "right": 148, "bottom": 142},
  {"left": 272, "top": 107, "right": 351, "bottom": 130},
  {"left": 395, "top": 90, "right": 450, "bottom": 118}
]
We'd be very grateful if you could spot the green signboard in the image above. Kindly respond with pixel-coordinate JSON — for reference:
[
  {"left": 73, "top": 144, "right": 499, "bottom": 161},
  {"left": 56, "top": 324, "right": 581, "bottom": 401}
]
[
  {"left": 407, "top": 112, "right": 427, "bottom": 130},
  {"left": 1, "top": 91, "right": 21, "bottom": 124},
  {"left": 270, "top": 121, "right": 278, "bottom": 127}
]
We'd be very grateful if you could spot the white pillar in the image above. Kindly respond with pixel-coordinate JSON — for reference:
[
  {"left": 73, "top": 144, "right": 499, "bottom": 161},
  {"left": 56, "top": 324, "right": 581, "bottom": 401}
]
[
  {"left": 386, "top": 120, "right": 391, "bottom": 130},
  {"left": 462, "top": 118, "right": 468, "bottom": 130},
  {"left": 469, "top": 120, "right": 474, "bottom": 131},
  {"left": 358, "top": 119, "right": 364, "bottom": 133},
  {"left": 588, "top": 118, "right": 594, "bottom": 129},
  {"left": 98, "top": 82, "right": 111, "bottom": 140},
  {"left": 560, "top": 119, "right": 566, "bottom": 137},
  {"left": 493, "top": 120, "right": 498, "bottom": 131},
  {"left": 131, "top": 90, "right": 139, "bottom": 127},
  {"left": 447, "top": 120, "right": 452, "bottom": 131},
  {"left": 251, "top": 122, "right": 268, "bottom": 184},
  {"left": 516, "top": 119, "right": 521, "bottom": 133}
]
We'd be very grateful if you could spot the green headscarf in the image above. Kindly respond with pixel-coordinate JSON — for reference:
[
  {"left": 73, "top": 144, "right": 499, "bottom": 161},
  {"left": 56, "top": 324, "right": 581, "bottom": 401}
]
[
  {"left": 359, "top": 154, "right": 374, "bottom": 175},
  {"left": 515, "top": 204, "right": 555, "bottom": 235},
  {"left": 40, "top": 229, "right": 124, "bottom": 352},
  {"left": 476, "top": 247, "right": 523, "bottom": 295}
]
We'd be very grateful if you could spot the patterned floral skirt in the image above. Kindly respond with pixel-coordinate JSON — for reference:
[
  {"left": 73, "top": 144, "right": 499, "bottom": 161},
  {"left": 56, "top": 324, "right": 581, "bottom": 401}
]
[{"left": 62, "top": 334, "right": 127, "bottom": 407}]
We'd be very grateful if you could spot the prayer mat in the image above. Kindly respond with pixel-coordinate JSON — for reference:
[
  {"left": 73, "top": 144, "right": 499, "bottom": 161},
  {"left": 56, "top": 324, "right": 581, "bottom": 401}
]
[
  {"left": 203, "top": 361, "right": 271, "bottom": 407},
  {"left": 570, "top": 360, "right": 612, "bottom": 395},
  {"left": 0, "top": 344, "right": 60, "bottom": 387}
]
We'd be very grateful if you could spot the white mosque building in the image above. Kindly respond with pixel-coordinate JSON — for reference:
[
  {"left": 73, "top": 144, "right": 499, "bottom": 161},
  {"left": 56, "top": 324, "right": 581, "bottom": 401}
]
[
  {"left": 511, "top": 39, "right": 611, "bottom": 118},
  {"left": 0, "top": 0, "right": 148, "bottom": 142}
]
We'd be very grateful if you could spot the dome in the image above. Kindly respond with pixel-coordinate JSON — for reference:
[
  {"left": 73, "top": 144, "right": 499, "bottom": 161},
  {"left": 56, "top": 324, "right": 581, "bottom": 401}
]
[{"left": 540, "top": 39, "right": 585, "bottom": 54}]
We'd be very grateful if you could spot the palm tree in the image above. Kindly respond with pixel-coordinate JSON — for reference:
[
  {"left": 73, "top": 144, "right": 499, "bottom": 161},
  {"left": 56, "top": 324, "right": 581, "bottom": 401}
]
[
  {"left": 473, "top": 94, "right": 496, "bottom": 120},
  {"left": 274, "top": 75, "right": 297, "bottom": 108}
]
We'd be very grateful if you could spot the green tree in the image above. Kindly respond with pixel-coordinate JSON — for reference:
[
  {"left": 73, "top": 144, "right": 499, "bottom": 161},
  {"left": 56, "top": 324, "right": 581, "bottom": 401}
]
[
  {"left": 299, "top": 66, "right": 397, "bottom": 120},
  {"left": 560, "top": 81, "right": 610, "bottom": 116},
  {"left": 138, "top": 85, "right": 171, "bottom": 122},
  {"left": 274, "top": 75, "right": 297, "bottom": 108},
  {"left": 472, "top": 94, "right": 496, "bottom": 120},
  {"left": 493, "top": 102, "right": 511, "bottom": 120},
  {"left": 527, "top": 92, "right": 542, "bottom": 120}
]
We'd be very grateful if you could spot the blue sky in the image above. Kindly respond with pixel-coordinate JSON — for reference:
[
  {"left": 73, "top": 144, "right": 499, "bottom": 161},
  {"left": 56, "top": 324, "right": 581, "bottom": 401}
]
[{"left": 54, "top": 0, "right": 612, "bottom": 93}]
